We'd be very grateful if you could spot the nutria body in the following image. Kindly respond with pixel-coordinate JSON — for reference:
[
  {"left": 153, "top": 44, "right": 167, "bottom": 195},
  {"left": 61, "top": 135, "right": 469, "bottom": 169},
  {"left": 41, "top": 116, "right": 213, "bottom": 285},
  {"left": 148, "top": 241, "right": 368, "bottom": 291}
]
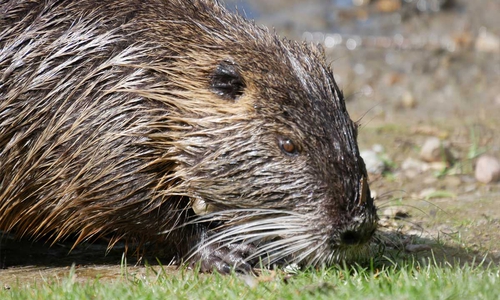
[{"left": 0, "top": 0, "right": 377, "bottom": 272}]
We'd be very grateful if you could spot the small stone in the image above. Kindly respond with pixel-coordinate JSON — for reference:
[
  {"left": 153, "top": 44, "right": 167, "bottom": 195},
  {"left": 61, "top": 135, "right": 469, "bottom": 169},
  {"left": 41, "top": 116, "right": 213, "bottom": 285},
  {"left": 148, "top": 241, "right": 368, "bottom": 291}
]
[
  {"left": 353, "top": 0, "right": 372, "bottom": 6},
  {"left": 475, "top": 155, "right": 500, "bottom": 183},
  {"left": 406, "top": 230, "right": 424, "bottom": 236},
  {"left": 419, "top": 188, "right": 437, "bottom": 199},
  {"left": 378, "top": 218, "right": 398, "bottom": 228},
  {"left": 401, "top": 157, "right": 424, "bottom": 178},
  {"left": 382, "top": 207, "right": 410, "bottom": 219},
  {"left": 475, "top": 28, "right": 500, "bottom": 53},
  {"left": 405, "top": 244, "right": 431, "bottom": 253},
  {"left": 401, "top": 157, "right": 423, "bottom": 171},
  {"left": 427, "top": 161, "right": 448, "bottom": 171},
  {"left": 360, "top": 149, "right": 386, "bottom": 175},
  {"left": 401, "top": 91, "right": 417, "bottom": 109},
  {"left": 372, "top": 144, "right": 384, "bottom": 153},
  {"left": 476, "top": 219, "right": 488, "bottom": 226},
  {"left": 419, "top": 137, "right": 453, "bottom": 163},
  {"left": 376, "top": 0, "right": 401, "bottom": 12}
]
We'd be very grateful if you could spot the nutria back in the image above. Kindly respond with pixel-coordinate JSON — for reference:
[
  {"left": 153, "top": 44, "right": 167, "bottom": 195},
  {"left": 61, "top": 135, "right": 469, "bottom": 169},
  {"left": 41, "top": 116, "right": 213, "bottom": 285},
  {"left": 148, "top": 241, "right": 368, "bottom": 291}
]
[{"left": 0, "top": 0, "right": 377, "bottom": 272}]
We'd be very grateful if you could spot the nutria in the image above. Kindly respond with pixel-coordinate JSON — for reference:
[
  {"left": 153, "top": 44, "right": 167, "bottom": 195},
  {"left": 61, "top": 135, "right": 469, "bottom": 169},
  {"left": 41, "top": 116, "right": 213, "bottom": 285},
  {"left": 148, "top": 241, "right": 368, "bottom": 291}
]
[{"left": 0, "top": 0, "right": 378, "bottom": 273}]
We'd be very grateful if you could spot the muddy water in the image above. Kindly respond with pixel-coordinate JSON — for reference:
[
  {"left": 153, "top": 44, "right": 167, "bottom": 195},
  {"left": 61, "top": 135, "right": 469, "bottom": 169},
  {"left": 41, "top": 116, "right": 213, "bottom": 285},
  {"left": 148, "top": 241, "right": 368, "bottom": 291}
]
[{"left": 1, "top": 0, "right": 499, "bottom": 286}]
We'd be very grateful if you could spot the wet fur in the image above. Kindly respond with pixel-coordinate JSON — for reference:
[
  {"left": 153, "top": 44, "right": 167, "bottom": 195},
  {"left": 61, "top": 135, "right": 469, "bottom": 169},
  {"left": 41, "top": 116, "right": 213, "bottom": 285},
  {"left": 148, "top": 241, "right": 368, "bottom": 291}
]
[{"left": 0, "top": 0, "right": 377, "bottom": 271}]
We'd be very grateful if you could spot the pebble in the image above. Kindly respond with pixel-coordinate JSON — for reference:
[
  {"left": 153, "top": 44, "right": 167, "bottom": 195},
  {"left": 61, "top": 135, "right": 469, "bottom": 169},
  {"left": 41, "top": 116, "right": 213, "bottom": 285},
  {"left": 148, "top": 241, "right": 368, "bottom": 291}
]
[
  {"left": 419, "top": 188, "right": 437, "bottom": 199},
  {"left": 378, "top": 218, "right": 398, "bottom": 228},
  {"left": 419, "top": 137, "right": 453, "bottom": 163},
  {"left": 360, "top": 149, "right": 386, "bottom": 175},
  {"left": 382, "top": 207, "right": 410, "bottom": 219},
  {"left": 401, "top": 157, "right": 424, "bottom": 178},
  {"left": 401, "top": 157, "right": 423, "bottom": 170},
  {"left": 475, "top": 28, "right": 500, "bottom": 53},
  {"left": 475, "top": 155, "right": 500, "bottom": 183},
  {"left": 376, "top": 0, "right": 401, "bottom": 12},
  {"left": 372, "top": 144, "right": 385, "bottom": 153},
  {"left": 423, "top": 161, "right": 448, "bottom": 172},
  {"left": 352, "top": 0, "right": 371, "bottom": 7},
  {"left": 400, "top": 91, "right": 417, "bottom": 109}
]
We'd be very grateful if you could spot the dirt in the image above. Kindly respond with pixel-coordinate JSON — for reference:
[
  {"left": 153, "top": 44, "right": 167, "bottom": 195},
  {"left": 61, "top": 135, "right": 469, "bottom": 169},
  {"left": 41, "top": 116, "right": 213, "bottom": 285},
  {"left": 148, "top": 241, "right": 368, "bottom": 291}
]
[{"left": 1, "top": 0, "right": 499, "bottom": 286}]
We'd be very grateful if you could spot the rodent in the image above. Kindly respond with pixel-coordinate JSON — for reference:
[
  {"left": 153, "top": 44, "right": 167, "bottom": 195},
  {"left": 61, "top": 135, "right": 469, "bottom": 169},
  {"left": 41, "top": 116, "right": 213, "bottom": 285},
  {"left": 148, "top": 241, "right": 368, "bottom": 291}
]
[{"left": 0, "top": 0, "right": 378, "bottom": 273}]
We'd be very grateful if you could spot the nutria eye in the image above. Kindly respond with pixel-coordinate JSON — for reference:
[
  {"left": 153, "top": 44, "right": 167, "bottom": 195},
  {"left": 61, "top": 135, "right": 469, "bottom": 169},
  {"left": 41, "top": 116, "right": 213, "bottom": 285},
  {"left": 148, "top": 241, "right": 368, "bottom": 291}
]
[
  {"left": 279, "top": 138, "right": 298, "bottom": 156},
  {"left": 210, "top": 60, "right": 245, "bottom": 100}
]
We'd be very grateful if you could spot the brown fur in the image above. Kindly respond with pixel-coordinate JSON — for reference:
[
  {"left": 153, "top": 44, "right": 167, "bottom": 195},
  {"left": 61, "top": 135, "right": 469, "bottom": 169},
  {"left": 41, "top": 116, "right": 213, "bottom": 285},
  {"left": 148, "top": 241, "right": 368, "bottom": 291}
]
[{"left": 0, "top": 0, "right": 377, "bottom": 272}]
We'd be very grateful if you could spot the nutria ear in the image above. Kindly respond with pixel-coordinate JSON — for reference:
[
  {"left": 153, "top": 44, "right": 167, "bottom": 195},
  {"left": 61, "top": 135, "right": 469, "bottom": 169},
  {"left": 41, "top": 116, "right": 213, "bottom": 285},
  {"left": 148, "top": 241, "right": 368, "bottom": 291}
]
[{"left": 210, "top": 60, "right": 245, "bottom": 100}]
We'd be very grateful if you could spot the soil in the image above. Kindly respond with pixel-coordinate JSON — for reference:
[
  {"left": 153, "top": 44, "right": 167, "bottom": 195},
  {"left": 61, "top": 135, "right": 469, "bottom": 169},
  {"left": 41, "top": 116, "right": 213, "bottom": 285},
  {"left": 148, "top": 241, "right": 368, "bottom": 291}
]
[{"left": 1, "top": 0, "right": 499, "bottom": 286}]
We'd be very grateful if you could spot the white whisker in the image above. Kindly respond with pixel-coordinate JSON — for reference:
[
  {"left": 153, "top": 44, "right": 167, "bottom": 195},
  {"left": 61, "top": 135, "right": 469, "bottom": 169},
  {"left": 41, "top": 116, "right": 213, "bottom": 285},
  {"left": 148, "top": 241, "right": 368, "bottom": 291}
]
[{"left": 181, "top": 207, "right": 375, "bottom": 269}]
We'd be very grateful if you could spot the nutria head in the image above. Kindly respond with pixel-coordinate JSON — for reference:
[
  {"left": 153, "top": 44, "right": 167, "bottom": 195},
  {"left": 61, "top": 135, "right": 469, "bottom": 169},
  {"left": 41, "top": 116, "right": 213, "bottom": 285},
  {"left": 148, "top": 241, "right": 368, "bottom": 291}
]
[
  {"left": 139, "top": 1, "right": 379, "bottom": 268},
  {"left": 0, "top": 0, "right": 377, "bottom": 272}
]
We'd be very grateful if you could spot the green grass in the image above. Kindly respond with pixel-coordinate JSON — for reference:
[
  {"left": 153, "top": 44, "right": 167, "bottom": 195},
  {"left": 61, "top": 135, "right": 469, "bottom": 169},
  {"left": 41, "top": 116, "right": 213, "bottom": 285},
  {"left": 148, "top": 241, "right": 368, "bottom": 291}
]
[{"left": 1, "top": 259, "right": 499, "bottom": 300}]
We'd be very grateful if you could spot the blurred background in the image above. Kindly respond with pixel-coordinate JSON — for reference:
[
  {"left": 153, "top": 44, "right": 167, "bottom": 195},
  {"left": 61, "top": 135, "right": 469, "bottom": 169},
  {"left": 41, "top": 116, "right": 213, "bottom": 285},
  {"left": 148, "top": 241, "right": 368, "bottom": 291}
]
[{"left": 224, "top": 0, "right": 499, "bottom": 123}]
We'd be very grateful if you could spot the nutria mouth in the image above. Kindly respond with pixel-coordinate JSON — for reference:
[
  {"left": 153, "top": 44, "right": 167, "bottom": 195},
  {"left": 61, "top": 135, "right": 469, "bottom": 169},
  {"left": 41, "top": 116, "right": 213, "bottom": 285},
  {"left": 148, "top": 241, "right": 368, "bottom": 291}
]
[{"left": 0, "top": 0, "right": 377, "bottom": 273}]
